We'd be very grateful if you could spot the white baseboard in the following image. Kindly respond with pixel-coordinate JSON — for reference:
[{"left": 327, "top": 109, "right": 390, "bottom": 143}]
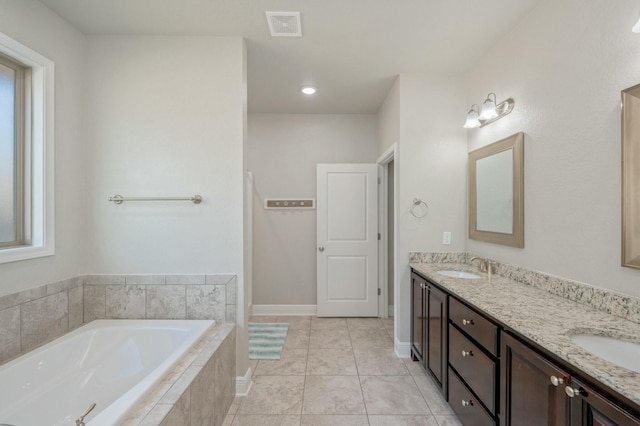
[
  {"left": 388, "top": 305, "right": 394, "bottom": 316},
  {"left": 252, "top": 304, "right": 317, "bottom": 316},
  {"left": 394, "top": 337, "right": 411, "bottom": 358},
  {"left": 236, "top": 367, "right": 253, "bottom": 396}
]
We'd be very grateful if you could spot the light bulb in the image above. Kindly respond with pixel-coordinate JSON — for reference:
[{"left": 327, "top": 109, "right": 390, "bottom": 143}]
[
  {"left": 301, "top": 87, "right": 317, "bottom": 95},
  {"left": 479, "top": 94, "right": 498, "bottom": 120},
  {"left": 633, "top": 14, "right": 640, "bottom": 33},
  {"left": 463, "top": 107, "right": 481, "bottom": 129}
]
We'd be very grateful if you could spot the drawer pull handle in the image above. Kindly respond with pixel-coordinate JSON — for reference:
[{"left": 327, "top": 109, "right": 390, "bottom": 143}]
[
  {"left": 550, "top": 375, "right": 564, "bottom": 387},
  {"left": 462, "top": 319, "right": 474, "bottom": 326},
  {"left": 461, "top": 350, "right": 473, "bottom": 357},
  {"left": 461, "top": 399, "right": 473, "bottom": 407},
  {"left": 565, "top": 386, "right": 584, "bottom": 398}
]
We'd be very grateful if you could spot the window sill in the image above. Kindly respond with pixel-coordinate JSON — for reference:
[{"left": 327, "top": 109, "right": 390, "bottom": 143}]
[{"left": 0, "top": 244, "right": 55, "bottom": 264}]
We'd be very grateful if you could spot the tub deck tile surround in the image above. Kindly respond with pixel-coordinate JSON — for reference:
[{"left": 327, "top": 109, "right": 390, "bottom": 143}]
[
  {"left": 186, "top": 285, "right": 226, "bottom": 321},
  {"left": 124, "top": 323, "right": 237, "bottom": 426},
  {"left": 166, "top": 274, "right": 205, "bottom": 285},
  {"left": 0, "top": 285, "right": 47, "bottom": 311},
  {"left": 83, "top": 285, "right": 106, "bottom": 322},
  {"left": 146, "top": 285, "right": 187, "bottom": 319},
  {"left": 85, "top": 274, "right": 126, "bottom": 285},
  {"left": 0, "top": 306, "right": 20, "bottom": 361},
  {"left": 68, "top": 285, "right": 84, "bottom": 329},
  {"left": 105, "top": 284, "right": 147, "bottom": 319},
  {"left": 125, "top": 275, "right": 166, "bottom": 285},
  {"left": 0, "top": 274, "right": 237, "bottom": 366},
  {"left": 21, "top": 291, "right": 69, "bottom": 352},
  {"left": 410, "top": 256, "right": 640, "bottom": 407}
]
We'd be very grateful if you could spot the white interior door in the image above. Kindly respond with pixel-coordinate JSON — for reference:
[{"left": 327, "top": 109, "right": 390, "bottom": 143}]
[{"left": 317, "top": 164, "right": 378, "bottom": 317}]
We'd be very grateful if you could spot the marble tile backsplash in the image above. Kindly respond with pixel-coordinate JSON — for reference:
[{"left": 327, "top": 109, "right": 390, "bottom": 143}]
[
  {"left": 410, "top": 252, "right": 640, "bottom": 324},
  {"left": 0, "top": 274, "right": 237, "bottom": 366}
]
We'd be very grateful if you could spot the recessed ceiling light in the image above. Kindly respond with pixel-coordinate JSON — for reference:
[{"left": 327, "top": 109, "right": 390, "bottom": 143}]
[{"left": 301, "top": 87, "right": 316, "bottom": 95}]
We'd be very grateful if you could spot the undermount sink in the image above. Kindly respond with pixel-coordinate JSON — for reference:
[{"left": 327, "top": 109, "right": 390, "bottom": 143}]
[
  {"left": 571, "top": 334, "right": 640, "bottom": 373},
  {"left": 437, "top": 270, "right": 481, "bottom": 279}
]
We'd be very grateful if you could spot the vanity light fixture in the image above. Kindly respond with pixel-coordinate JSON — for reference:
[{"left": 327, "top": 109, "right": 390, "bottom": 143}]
[
  {"left": 633, "top": 12, "right": 640, "bottom": 33},
  {"left": 463, "top": 105, "right": 481, "bottom": 129},
  {"left": 463, "top": 92, "right": 515, "bottom": 129},
  {"left": 301, "top": 86, "right": 317, "bottom": 95}
]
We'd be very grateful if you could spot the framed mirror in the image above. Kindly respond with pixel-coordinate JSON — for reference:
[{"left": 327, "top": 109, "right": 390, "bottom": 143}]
[
  {"left": 622, "top": 84, "right": 640, "bottom": 269},
  {"left": 469, "top": 132, "right": 524, "bottom": 248}
]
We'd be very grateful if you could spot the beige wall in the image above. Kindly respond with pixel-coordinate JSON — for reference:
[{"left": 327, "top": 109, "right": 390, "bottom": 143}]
[
  {"left": 396, "top": 74, "right": 468, "bottom": 343},
  {"left": 465, "top": 0, "right": 640, "bottom": 298},
  {"left": 0, "top": 0, "right": 88, "bottom": 297},
  {"left": 84, "top": 35, "right": 248, "bottom": 375},
  {"left": 85, "top": 36, "right": 245, "bottom": 276},
  {"left": 377, "top": 74, "right": 468, "bottom": 344},
  {"left": 378, "top": 78, "right": 400, "bottom": 155},
  {"left": 248, "top": 114, "right": 378, "bottom": 306}
]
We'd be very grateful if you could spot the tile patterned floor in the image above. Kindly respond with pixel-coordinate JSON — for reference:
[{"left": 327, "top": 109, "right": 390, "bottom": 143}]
[{"left": 223, "top": 316, "right": 463, "bottom": 426}]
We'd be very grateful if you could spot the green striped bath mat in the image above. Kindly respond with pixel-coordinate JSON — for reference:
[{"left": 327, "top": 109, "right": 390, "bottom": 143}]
[{"left": 248, "top": 322, "right": 289, "bottom": 360}]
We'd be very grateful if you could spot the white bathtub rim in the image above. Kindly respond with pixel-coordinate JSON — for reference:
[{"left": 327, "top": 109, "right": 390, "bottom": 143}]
[{"left": 0, "top": 319, "right": 216, "bottom": 426}]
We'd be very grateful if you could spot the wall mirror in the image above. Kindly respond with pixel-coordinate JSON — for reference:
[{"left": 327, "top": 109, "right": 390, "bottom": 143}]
[
  {"left": 622, "top": 84, "right": 640, "bottom": 269},
  {"left": 469, "top": 132, "right": 524, "bottom": 248}
]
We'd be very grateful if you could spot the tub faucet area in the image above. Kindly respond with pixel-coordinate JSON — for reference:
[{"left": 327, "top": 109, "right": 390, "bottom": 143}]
[{"left": 75, "top": 402, "right": 96, "bottom": 426}]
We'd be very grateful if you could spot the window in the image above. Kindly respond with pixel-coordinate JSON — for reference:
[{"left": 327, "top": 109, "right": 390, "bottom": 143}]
[
  {"left": 0, "top": 53, "right": 26, "bottom": 248},
  {"left": 0, "top": 32, "right": 54, "bottom": 264}
]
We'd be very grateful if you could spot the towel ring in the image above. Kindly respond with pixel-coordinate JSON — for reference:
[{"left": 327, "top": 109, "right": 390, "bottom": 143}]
[{"left": 410, "top": 198, "right": 429, "bottom": 218}]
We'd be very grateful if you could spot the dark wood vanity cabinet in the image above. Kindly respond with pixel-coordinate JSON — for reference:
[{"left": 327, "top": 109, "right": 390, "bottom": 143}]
[
  {"left": 501, "top": 332, "right": 569, "bottom": 426},
  {"left": 411, "top": 272, "right": 448, "bottom": 395},
  {"left": 448, "top": 297, "right": 499, "bottom": 425},
  {"left": 410, "top": 268, "right": 640, "bottom": 426},
  {"left": 411, "top": 273, "right": 426, "bottom": 362},
  {"left": 569, "top": 378, "right": 640, "bottom": 426},
  {"left": 427, "top": 283, "right": 448, "bottom": 390},
  {"left": 501, "top": 332, "right": 640, "bottom": 426}
]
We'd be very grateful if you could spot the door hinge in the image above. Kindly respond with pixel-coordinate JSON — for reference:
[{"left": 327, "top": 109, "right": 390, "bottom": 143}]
[
  {"left": 378, "top": 233, "right": 381, "bottom": 240},
  {"left": 378, "top": 288, "right": 381, "bottom": 296}
]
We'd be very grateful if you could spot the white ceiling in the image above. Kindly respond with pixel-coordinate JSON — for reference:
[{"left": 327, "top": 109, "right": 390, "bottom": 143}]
[{"left": 39, "top": 0, "right": 541, "bottom": 114}]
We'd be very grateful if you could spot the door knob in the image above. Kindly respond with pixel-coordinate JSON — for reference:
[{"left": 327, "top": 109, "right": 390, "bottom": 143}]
[
  {"left": 461, "top": 350, "right": 473, "bottom": 357},
  {"left": 318, "top": 246, "right": 325, "bottom": 252},
  {"left": 461, "top": 399, "right": 473, "bottom": 407}
]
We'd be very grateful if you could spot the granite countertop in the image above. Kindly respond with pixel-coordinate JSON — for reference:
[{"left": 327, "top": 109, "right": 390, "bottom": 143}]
[{"left": 410, "top": 262, "right": 640, "bottom": 407}]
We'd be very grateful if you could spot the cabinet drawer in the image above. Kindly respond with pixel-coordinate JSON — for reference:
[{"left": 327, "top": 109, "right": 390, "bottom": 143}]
[
  {"left": 449, "top": 325, "right": 497, "bottom": 414},
  {"left": 450, "top": 297, "right": 498, "bottom": 355},
  {"left": 448, "top": 367, "right": 496, "bottom": 426}
]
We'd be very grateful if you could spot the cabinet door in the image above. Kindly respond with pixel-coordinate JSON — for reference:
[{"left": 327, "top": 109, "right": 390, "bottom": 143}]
[
  {"left": 411, "top": 273, "right": 426, "bottom": 361},
  {"left": 501, "top": 332, "right": 569, "bottom": 426},
  {"left": 569, "top": 378, "right": 640, "bottom": 426},
  {"left": 427, "top": 283, "right": 447, "bottom": 393}
]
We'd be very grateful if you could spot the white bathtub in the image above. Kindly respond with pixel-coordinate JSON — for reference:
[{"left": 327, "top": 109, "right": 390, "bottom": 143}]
[{"left": 0, "top": 319, "right": 215, "bottom": 426}]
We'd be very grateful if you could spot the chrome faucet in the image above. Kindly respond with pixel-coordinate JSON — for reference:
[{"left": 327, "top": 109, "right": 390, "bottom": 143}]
[
  {"left": 469, "top": 257, "right": 495, "bottom": 278},
  {"left": 75, "top": 403, "right": 96, "bottom": 426}
]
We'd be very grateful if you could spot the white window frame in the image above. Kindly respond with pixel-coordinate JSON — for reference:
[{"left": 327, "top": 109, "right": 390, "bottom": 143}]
[{"left": 0, "top": 32, "right": 55, "bottom": 264}]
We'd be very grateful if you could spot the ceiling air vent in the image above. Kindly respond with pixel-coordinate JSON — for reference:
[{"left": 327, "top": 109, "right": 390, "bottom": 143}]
[{"left": 266, "top": 11, "right": 302, "bottom": 37}]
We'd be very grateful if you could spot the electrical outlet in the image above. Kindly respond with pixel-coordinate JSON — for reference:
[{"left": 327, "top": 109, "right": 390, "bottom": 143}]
[{"left": 442, "top": 232, "right": 452, "bottom": 245}]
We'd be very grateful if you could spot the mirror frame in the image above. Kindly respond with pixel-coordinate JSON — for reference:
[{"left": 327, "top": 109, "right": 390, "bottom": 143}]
[
  {"left": 469, "top": 132, "right": 524, "bottom": 248},
  {"left": 622, "top": 84, "right": 640, "bottom": 269}
]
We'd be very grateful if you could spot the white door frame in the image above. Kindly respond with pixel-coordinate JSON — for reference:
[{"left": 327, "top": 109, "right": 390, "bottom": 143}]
[{"left": 377, "top": 143, "right": 397, "bottom": 322}]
